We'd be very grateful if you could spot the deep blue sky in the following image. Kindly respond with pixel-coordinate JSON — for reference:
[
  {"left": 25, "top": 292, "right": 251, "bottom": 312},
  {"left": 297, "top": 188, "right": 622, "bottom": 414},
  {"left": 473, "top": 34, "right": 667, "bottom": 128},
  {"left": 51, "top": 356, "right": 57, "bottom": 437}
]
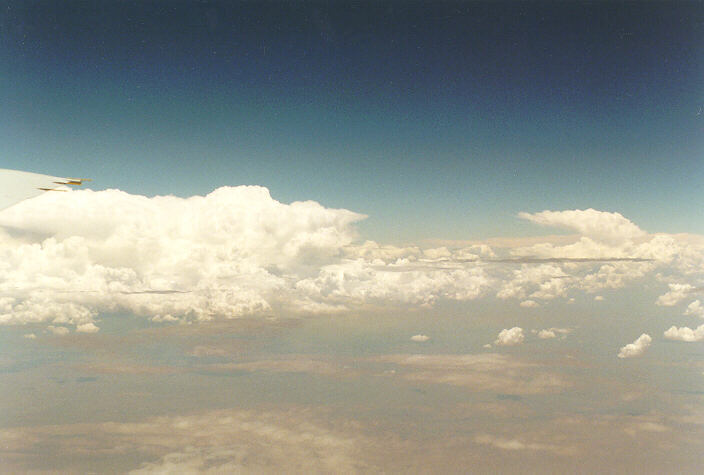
[{"left": 1, "top": 1, "right": 702, "bottom": 242}]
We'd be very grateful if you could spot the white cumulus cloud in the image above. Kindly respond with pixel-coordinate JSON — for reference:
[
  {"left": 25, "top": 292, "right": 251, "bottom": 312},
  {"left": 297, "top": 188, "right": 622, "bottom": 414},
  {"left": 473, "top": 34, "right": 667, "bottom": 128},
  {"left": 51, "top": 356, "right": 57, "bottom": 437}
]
[
  {"left": 0, "top": 187, "right": 364, "bottom": 327},
  {"left": 1, "top": 189, "right": 703, "bottom": 334},
  {"left": 410, "top": 334, "right": 430, "bottom": 342},
  {"left": 76, "top": 322, "right": 100, "bottom": 333},
  {"left": 663, "top": 324, "right": 704, "bottom": 342},
  {"left": 656, "top": 284, "right": 695, "bottom": 307},
  {"left": 0, "top": 187, "right": 495, "bottom": 329},
  {"left": 618, "top": 334, "right": 652, "bottom": 358},
  {"left": 494, "top": 327, "right": 524, "bottom": 346},
  {"left": 685, "top": 300, "right": 704, "bottom": 318},
  {"left": 535, "top": 327, "right": 571, "bottom": 340}
]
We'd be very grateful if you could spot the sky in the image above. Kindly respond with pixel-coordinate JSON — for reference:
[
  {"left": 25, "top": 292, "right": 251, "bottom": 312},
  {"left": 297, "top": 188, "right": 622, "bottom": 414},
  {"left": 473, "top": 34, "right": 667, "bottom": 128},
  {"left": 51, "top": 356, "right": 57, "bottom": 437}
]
[
  {"left": 2, "top": 1, "right": 703, "bottom": 241},
  {"left": 1, "top": 2, "right": 704, "bottom": 473}
]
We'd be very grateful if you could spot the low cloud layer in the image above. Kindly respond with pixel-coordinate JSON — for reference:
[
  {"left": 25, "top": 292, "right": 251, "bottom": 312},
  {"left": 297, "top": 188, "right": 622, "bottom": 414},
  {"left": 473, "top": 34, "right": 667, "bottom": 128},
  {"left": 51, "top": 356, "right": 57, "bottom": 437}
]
[
  {"left": 374, "top": 353, "right": 567, "bottom": 395},
  {"left": 2, "top": 406, "right": 701, "bottom": 474},
  {"left": 0, "top": 408, "right": 375, "bottom": 473},
  {"left": 473, "top": 434, "right": 570, "bottom": 454},
  {"left": 1, "top": 188, "right": 703, "bottom": 333}
]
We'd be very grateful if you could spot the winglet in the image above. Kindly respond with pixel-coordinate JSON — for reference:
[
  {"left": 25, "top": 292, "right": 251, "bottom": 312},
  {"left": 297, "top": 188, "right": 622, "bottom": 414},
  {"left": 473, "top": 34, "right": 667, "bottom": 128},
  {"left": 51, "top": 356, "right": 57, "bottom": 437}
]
[{"left": 54, "top": 178, "right": 91, "bottom": 186}]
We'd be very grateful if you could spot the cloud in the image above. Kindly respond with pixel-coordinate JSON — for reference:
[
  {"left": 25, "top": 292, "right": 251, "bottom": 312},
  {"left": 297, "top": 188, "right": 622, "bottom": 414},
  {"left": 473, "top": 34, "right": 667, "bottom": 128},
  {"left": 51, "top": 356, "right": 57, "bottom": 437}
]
[
  {"left": 374, "top": 353, "right": 567, "bottom": 395},
  {"left": 664, "top": 324, "right": 704, "bottom": 342},
  {"left": 2, "top": 190, "right": 704, "bottom": 332},
  {"left": 520, "top": 299, "right": 539, "bottom": 308},
  {"left": 496, "top": 264, "right": 570, "bottom": 301},
  {"left": 685, "top": 300, "right": 704, "bottom": 318},
  {"left": 538, "top": 330, "right": 555, "bottom": 339},
  {"left": 656, "top": 284, "right": 695, "bottom": 307},
  {"left": 188, "top": 352, "right": 569, "bottom": 397},
  {"left": 617, "top": 334, "right": 652, "bottom": 358},
  {"left": 622, "top": 415, "right": 672, "bottom": 437},
  {"left": 77, "top": 361, "right": 181, "bottom": 375},
  {"left": 532, "top": 328, "right": 571, "bottom": 340},
  {"left": 473, "top": 434, "right": 569, "bottom": 454},
  {"left": 23, "top": 333, "right": 36, "bottom": 339},
  {"left": 494, "top": 327, "right": 524, "bottom": 346},
  {"left": 0, "top": 408, "right": 376, "bottom": 473},
  {"left": 518, "top": 209, "right": 646, "bottom": 243},
  {"left": 76, "top": 322, "right": 99, "bottom": 333},
  {"left": 202, "top": 357, "right": 344, "bottom": 377},
  {"left": 0, "top": 187, "right": 492, "bottom": 328},
  {"left": 410, "top": 334, "right": 430, "bottom": 342},
  {"left": 536, "top": 328, "right": 569, "bottom": 340},
  {"left": 0, "top": 187, "right": 363, "bottom": 327}
]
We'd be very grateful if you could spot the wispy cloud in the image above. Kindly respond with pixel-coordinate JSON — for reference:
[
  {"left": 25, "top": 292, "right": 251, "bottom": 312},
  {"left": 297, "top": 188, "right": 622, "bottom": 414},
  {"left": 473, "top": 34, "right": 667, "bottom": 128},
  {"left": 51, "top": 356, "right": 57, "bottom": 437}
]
[
  {"left": 474, "top": 434, "right": 572, "bottom": 454},
  {"left": 535, "top": 327, "right": 572, "bottom": 340},
  {"left": 373, "top": 353, "right": 567, "bottom": 395},
  {"left": 200, "top": 356, "right": 345, "bottom": 377},
  {"left": 0, "top": 408, "right": 376, "bottom": 473}
]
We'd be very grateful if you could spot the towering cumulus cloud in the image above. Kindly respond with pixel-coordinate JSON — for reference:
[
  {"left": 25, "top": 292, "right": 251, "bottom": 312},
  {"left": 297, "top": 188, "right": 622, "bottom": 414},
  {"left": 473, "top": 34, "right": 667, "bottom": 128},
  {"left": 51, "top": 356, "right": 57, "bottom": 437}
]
[
  {"left": 1, "top": 191, "right": 703, "bottom": 333},
  {"left": 0, "top": 187, "right": 364, "bottom": 327}
]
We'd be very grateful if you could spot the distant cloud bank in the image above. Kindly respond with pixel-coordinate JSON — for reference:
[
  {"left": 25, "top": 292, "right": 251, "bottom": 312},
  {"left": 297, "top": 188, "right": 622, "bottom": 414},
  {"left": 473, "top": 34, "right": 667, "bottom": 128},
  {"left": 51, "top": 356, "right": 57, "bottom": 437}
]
[{"left": 1, "top": 188, "right": 703, "bottom": 336}]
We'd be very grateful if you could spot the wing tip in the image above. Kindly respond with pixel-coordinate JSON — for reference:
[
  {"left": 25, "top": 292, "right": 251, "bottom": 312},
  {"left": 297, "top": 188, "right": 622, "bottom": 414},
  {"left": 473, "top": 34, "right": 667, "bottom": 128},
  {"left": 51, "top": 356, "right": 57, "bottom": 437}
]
[{"left": 53, "top": 178, "right": 91, "bottom": 186}]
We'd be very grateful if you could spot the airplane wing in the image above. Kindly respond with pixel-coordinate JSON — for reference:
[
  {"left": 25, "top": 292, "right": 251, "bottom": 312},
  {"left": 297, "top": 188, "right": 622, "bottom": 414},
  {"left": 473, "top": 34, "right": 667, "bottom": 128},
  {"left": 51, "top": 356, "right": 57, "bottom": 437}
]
[{"left": 0, "top": 168, "right": 90, "bottom": 211}]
